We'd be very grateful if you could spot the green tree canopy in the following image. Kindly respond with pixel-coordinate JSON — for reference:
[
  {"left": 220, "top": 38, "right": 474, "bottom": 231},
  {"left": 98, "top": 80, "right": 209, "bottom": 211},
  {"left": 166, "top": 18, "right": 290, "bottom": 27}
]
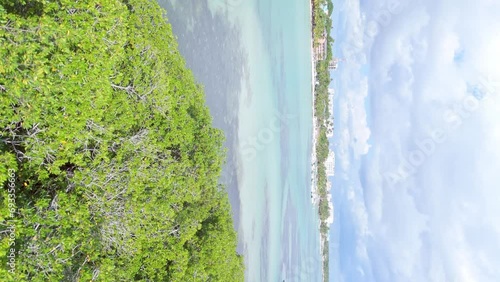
[{"left": 0, "top": 0, "right": 244, "bottom": 281}]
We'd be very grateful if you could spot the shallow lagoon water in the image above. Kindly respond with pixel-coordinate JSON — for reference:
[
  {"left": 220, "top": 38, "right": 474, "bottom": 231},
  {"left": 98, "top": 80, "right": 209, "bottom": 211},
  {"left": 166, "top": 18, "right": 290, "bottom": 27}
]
[{"left": 159, "top": 0, "right": 322, "bottom": 280}]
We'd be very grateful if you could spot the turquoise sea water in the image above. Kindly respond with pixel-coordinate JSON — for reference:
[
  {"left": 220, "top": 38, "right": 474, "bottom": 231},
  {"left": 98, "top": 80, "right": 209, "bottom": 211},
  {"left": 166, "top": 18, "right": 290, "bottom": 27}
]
[{"left": 159, "top": 1, "right": 322, "bottom": 280}]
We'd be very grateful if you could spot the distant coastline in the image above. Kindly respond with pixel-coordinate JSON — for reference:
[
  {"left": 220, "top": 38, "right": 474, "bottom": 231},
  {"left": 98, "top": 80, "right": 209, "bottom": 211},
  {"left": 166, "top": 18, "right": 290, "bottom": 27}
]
[
  {"left": 309, "top": 0, "right": 335, "bottom": 281},
  {"left": 0, "top": 0, "right": 244, "bottom": 280}
]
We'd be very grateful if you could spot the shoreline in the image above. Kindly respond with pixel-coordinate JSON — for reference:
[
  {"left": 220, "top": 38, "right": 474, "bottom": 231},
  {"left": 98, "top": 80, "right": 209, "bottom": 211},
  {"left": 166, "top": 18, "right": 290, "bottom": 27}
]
[
  {"left": 309, "top": 0, "right": 324, "bottom": 280},
  {"left": 309, "top": 0, "right": 318, "bottom": 205},
  {"left": 309, "top": 0, "right": 334, "bottom": 281}
]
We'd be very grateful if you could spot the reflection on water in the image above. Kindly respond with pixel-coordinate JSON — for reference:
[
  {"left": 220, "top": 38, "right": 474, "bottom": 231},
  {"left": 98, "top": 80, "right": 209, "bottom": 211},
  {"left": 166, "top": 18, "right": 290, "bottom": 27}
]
[{"left": 157, "top": 0, "right": 247, "bottom": 247}]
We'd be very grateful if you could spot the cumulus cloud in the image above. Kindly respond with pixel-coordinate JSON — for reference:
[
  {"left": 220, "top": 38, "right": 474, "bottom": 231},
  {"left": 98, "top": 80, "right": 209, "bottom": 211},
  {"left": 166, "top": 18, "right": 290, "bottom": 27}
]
[
  {"left": 331, "top": 0, "right": 500, "bottom": 281},
  {"left": 346, "top": 77, "right": 371, "bottom": 156}
]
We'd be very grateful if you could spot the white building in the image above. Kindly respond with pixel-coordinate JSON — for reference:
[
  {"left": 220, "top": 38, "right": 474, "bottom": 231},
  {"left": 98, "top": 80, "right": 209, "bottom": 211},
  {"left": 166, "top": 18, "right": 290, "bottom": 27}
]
[
  {"left": 329, "top": 58, "right": 339, "bottom": 70},
  {"left": 314, "top": 31, "right": 328, "bottom": 61},
  {"left": 325, "top": 151, "right": 335, "bottom": 176}
]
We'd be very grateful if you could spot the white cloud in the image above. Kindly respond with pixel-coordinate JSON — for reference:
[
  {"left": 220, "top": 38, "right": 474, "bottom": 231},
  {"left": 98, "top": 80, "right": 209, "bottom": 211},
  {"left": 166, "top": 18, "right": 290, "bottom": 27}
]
[
  {"left": 332, "top": 0, "right": 500, "bottom": 281},
  {"left": 346, "top": 77, "right": 371, "bottom": 157},
  {"left": 336, "top": 126, "right": 351, "bottom": 172}
]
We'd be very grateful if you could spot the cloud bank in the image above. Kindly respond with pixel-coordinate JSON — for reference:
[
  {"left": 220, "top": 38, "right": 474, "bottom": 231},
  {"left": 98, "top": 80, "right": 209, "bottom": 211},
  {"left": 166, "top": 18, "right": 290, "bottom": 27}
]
[{"left": 331, "top": 0, "right": 500, "bottom": 281}]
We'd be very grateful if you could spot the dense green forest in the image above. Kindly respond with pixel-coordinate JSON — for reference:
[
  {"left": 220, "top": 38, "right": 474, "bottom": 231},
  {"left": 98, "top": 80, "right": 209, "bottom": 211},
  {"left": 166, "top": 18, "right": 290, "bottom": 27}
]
[{"left": 0, "top": 0, "right": 244, "bottom": 281}]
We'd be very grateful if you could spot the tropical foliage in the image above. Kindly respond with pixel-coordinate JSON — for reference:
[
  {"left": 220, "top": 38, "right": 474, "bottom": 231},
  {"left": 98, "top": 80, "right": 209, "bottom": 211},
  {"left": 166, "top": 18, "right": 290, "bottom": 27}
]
[
  {"left": 312, "top": 0, "right": 333, "bottom": 45},
  {"left": 0, "top": 0, "right": 244, "bottom": 281},
  {"left": 312, "top": 0, "right": 334, "bottom": 281}
]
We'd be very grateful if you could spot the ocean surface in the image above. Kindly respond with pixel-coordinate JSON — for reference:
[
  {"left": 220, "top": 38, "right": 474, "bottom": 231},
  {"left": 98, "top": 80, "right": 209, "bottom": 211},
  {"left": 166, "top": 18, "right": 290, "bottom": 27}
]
[{"left": 158, "top": 0, "right": 322, "bottom": 280}]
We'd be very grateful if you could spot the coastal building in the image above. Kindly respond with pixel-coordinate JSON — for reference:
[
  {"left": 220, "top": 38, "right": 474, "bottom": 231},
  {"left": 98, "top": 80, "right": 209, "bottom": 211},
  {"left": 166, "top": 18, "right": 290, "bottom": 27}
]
[
  {"left": 327, "top": 193, "right": 334, "bottom": 225},
  {"left": 325, "top": 151, "right": 335, "bottom": 176},
  {"left": 325, "top": 181, "right": 335, "bottom": 225},
  {"left": 314, "top": 31, "right": 328, "bottom": 61},
  {"left": 328, "top": 89, "right": 334, "bottom": 113}
]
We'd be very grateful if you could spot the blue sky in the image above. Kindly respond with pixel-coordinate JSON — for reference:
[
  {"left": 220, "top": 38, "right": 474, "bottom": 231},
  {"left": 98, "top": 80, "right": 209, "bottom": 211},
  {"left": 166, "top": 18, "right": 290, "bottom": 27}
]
[{"left": 329, "top": 0, "right": 500, "bottom": 281}]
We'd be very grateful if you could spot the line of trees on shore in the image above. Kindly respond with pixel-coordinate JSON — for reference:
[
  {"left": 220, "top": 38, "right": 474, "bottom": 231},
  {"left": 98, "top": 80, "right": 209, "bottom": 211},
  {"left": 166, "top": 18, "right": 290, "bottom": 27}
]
[
  {"left": 0, "top": 0, "right": 243, "bottom": 281},
  {"left": 312, "top": 0, "right": 334, "bottom": 281}
]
